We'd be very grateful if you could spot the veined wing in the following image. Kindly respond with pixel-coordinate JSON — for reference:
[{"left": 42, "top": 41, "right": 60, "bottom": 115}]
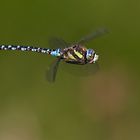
[
  {"left": 77, "top": 28, "right": 109, "bottom": 45},
  {"left": 46, "top": 57, "right": 61, "bottom": 82},
  {"left": 48, "top": 37, "right": 70, "bottom": 49}
]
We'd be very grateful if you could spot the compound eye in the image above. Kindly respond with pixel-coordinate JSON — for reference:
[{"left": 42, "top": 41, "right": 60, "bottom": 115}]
[
  {"left": 88, "top": 53, "right": 92, "bottom": 57},
  {"left": 86, "top": 49, "right": 95, "bottom": 60}
]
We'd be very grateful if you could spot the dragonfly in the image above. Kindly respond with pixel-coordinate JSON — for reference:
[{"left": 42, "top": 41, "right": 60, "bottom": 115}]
[{"left": 0, "top": 28, "right": 108, "bottom": 82}]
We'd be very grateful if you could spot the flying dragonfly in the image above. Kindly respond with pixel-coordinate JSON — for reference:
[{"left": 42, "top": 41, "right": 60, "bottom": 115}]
[{"left": 0, "top": 28, "right": 108, "bottom": 82}]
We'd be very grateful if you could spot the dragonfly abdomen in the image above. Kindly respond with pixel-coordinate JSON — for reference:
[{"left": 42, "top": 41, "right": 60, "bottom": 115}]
[
  {"left": 0, "top": 45, "right": 62, "bottom": 57},
  {"left": 0, "top": 45, "right": 50, "bottom": 53}
]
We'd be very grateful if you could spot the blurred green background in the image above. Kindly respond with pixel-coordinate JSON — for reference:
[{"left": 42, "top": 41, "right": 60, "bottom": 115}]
[{"left": 0, "top": 0, "right": 140, "bottom": 140}]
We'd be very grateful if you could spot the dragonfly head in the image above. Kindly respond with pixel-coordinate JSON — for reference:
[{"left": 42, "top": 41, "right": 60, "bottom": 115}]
[{"left": 86, "top": 49, "right": 99, "bottom": 63}]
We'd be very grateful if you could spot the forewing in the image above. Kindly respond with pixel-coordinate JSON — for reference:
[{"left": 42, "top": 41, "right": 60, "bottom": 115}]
[
  {"left": 48, "top": 37, "right": 70, "bottom": 49},
  {"left": 77, "top": 28, "right": 109, "bottom": 45},
  {"left": 46, "top": 57, "right": 61, "bottom": 82}
]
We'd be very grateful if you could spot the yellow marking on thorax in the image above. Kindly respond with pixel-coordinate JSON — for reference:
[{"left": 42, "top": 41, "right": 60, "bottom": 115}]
[
  {"left": 67, "top": 52, "right": 76, "bottom": 60},
  {"left": 74, "top": 50, "right": 83, "bottom": 59}
]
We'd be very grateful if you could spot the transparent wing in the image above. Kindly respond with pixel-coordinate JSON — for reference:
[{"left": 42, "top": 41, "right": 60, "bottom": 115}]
[
  {"left": 46, "top": 57, "right": 61, "bottom": 82},
  {"left": 62, "top": 62, "right": 99, "bottom": 77},
  {"left": 77, "top": 28, "right": 109, "bottom": 45},
  {"left": 48, "top": 37, "right": 70, "bottom": 49}
]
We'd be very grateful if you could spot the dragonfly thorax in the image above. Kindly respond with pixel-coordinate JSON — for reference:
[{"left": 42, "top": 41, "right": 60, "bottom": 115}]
[{"left": 62, "top": 44, "right": 87, "bottom": 64}]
